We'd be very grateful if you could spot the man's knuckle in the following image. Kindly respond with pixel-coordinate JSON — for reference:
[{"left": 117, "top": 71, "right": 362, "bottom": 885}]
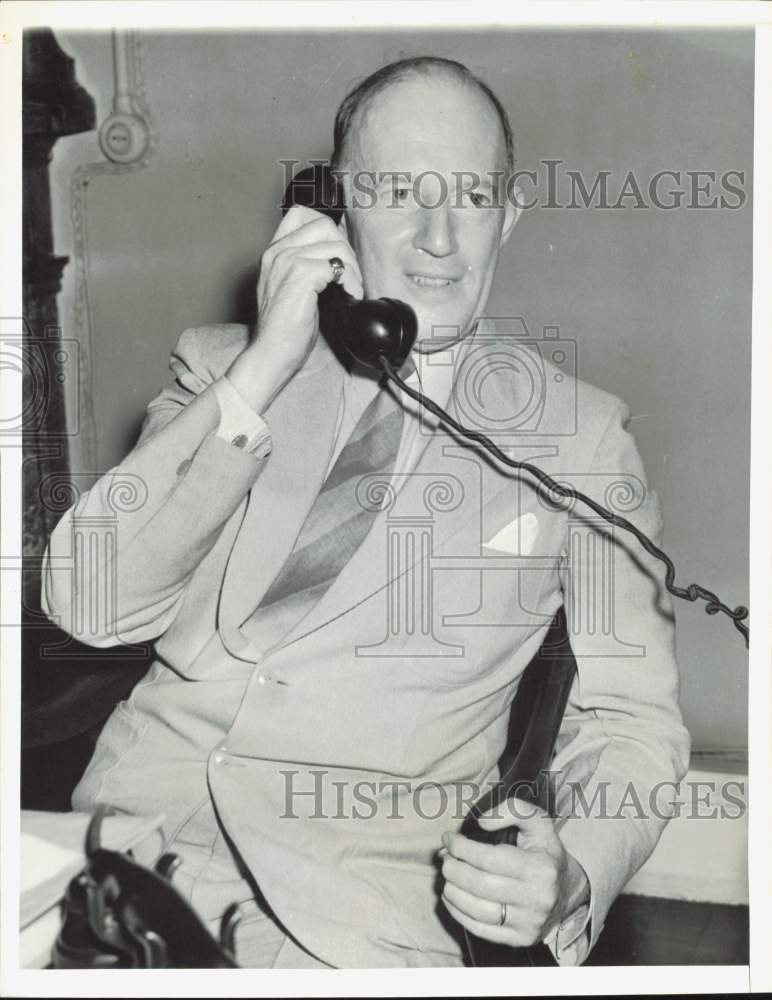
[
  {"left": 285, "top": 256, "right": 307, "bottom": 276},
  {"left": 520, "top": 912, "right": 542, "bottom": 938},
  {"left": 480, "top": 871, "right": 500, "bottom": 897},
  {"left": 533, "top": 880, "right": 553, "bottom": 905},
  {"left": 532, "top": 853, "right": 553, "bottom": 879}
]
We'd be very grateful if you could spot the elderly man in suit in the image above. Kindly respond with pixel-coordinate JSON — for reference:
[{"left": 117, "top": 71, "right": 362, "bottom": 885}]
[{"left": 42, "top": 56, "right": 689, "bottom": 967}]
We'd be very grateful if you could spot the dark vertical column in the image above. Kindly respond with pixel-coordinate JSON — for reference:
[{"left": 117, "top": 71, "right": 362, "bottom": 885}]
[
  {"left": 22, "top": 28, "right": 94, "bottom": 612},
  {"left": 20, "top": 30, "right": 148, "bottom": 808}
]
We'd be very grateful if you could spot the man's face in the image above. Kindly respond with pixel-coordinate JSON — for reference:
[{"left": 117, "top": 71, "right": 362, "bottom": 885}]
[{"left": 340, "top": 74, "right": 519, "bottom": 352}]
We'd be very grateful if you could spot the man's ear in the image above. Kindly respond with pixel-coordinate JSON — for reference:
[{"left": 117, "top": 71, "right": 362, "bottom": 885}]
[{"left": 499, "top": 184, "right": 523, "bottom": 248}]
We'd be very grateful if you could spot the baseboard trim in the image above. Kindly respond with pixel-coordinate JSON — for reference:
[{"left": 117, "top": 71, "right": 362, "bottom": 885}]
[{"left": 623, "top": 755, "right": 748, "bottom": 906}]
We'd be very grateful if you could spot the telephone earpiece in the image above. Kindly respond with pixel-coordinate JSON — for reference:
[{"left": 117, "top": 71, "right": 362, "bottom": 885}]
[
  {"left": 318, "top": 285, "right": 417, "bottom": 370},
  {"left": 282, "top": 165, "right": 417, "bottom": 371}
]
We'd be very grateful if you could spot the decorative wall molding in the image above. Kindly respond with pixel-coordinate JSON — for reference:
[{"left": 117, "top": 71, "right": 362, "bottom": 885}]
[{"left": 68, "top": 30, "right": 157, "bottom": 476}]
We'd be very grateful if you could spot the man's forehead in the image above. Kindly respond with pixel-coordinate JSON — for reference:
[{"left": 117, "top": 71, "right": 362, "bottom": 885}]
[{"left": 345, "top": 73, "right": 507, "bottom": 174}]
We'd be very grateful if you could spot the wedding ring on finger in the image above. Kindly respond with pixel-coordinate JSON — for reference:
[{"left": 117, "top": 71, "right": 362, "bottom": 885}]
[
  {"left": 498, "top": 901, "right": 508, "bottom": 927},
  {"left": 328, "top": 257, "right": 345, "bottom": 283}
]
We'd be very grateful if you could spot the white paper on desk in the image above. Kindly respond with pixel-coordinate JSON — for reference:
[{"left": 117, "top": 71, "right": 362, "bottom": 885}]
[{"left": 20, "top": 835, "right": 82, "bottom": 896}]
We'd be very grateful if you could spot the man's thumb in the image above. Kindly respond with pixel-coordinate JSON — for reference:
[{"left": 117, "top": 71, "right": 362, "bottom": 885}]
[{"left": 476, "top": 795, "right": 553, "bottom": 844}]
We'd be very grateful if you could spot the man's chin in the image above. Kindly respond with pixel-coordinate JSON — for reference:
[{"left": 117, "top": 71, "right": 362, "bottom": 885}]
[
  {"left": 413, "top": 320, "right": 476, "bottom": 354},
  {"left": 413, "top": 335, "right": 461, "bottom": 355}
]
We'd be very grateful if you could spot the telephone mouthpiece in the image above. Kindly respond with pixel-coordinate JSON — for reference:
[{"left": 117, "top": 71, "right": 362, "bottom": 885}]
[{"left": 344, "top": 298, "right": 418, "bottom": 370}]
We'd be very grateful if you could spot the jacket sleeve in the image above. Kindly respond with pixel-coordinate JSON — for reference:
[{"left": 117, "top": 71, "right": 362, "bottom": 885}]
[
  {"left": 41, "top": 327, "right": 270, "bottom": 648},
  {"left": 549, "top": 398, "right": 691, "bottom": 964}
]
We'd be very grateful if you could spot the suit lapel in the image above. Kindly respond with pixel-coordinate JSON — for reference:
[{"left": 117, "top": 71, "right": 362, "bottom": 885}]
[
  {"left": 280, "top": 367, "right": 509, "bottom": 648},
  {"left": 218, "top": 343, "right": 343, "bottom": 647},
  {"left": 220, "top": 332, "right": 524, "bottom": 654}
]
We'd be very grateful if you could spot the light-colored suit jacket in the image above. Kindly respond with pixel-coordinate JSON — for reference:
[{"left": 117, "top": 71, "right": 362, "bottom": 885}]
[{"left": 42, "top": 323, "right": 690, "bottom": 967}]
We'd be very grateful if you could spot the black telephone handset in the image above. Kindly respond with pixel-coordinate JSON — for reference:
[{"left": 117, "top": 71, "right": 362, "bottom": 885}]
[{"left": 281, "top": 164, "right": 417, "bottom": 370}]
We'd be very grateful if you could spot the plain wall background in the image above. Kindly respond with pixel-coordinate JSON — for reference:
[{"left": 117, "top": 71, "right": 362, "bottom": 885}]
[{"left": 49, "top": 28, "right": 752, "bottom": 752}]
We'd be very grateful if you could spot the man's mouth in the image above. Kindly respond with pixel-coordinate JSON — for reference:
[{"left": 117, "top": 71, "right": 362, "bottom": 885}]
[{"left": 406, "top": 274, "right": 459, "bottom": 288}]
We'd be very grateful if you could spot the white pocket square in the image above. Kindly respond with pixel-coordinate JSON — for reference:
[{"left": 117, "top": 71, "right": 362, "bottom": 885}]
[{"left": 483, "top": 512, "right": 539, "bottom": 556}]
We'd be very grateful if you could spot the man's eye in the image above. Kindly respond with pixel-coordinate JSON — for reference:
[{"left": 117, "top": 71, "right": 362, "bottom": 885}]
[
  {"left": 393, "top": 187, "right": 410, "bottom": 202},
  {"left": 467, "top": 191, "right": 491, "bottom": 208}
]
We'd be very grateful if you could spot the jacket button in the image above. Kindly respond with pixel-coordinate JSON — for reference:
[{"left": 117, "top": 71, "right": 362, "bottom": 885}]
[
  {"left": 211, "top": 746, "right": 229, "bottom": 766},
  {"left": 231, "top": 434, "right": 248, "bottom": 449}
]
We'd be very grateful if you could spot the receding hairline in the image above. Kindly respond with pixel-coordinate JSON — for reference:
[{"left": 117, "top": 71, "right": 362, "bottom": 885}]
[{"left": 331, "top": 57, "right": 514, "bottom": 176}]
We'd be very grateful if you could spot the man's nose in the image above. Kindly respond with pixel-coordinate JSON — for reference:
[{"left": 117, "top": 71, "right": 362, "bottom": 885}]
[{"left": 412, "top": 199, "right": 458, "bottom": 258}]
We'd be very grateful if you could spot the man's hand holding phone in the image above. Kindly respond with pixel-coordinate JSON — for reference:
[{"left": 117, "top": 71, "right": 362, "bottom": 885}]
[{"left": 225, "top": 205, "right": 363, "bottom": 415}]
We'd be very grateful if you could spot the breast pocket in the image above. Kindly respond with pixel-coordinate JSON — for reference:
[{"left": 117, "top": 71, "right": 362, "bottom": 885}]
[
  {"left": 436, "top": 558, "right": 552, "bottom": 627},
  {"left": 371, "top": 491, "right": 564, "bottom": 688},
  {"left": 381, "top": 559, "right": 553, "bottom": 690}
]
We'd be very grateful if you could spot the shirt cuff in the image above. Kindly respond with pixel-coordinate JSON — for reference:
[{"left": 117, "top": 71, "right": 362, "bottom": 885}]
[
  {"left": 211, "top": 375, "right": 272, "bottom": 458},
  {"left": 543, "top": 899, "right": 592, "bottom": 966}
]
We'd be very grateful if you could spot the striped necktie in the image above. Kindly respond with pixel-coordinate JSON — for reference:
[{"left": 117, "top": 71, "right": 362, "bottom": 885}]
[{"left": 242, "top": 378, "right": 404, "bottom": 648}]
